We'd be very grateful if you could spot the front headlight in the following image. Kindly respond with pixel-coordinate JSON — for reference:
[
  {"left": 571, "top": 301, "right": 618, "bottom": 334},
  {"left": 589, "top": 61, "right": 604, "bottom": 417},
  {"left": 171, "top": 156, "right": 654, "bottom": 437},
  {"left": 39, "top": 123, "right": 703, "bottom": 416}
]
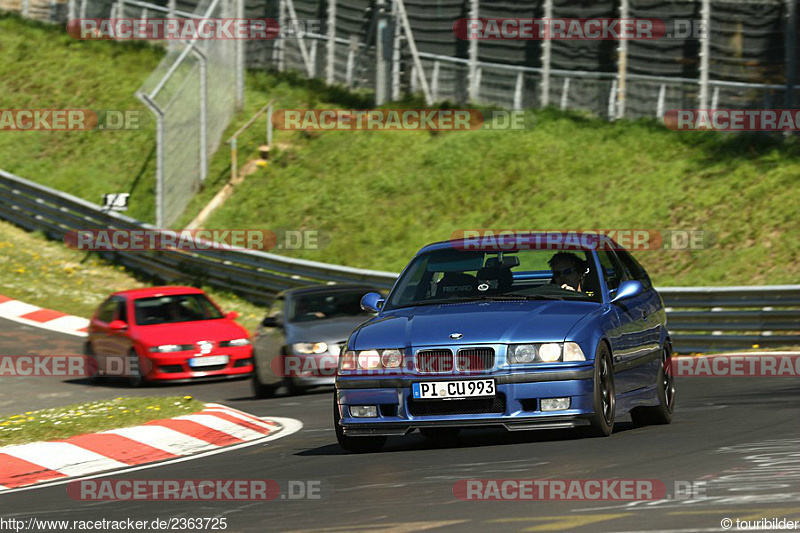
[
  {"left": 538, "top": 343, "right": 562, "bottom": 362},
  {"left": 293, "top": 342, "right": 328, "bottom": 354},
  {"left": 563, "top": 342, "right": 586, "bottom": 361},
  {"left": 219, "top": 338, "right": 251, "bottom": 347},
  {"left": 508, "top": 344, "right": 537, "bottom": 364},
  {"left": 338, "top": 349, "right": 404, "bottom": 372},
  {"left": 507, "top": 342, "right": 585, "bottom": 364},
  {"left": 149, "top": 344, "right": 193, "bottom": 353}
]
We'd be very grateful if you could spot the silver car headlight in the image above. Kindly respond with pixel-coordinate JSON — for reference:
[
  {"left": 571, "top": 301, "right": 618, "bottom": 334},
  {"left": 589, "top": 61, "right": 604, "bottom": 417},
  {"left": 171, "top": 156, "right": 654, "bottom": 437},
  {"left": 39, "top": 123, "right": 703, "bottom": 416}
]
[{"left": 292, "top": 342, "right": 328, "bottom": 355}]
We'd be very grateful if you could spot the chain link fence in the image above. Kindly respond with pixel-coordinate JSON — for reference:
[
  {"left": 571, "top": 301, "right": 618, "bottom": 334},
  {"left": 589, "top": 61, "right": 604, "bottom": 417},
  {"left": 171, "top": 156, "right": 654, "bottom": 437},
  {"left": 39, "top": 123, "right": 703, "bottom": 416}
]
[
  {"left": 3, "top": 0, "right": 798, "bottom": 223},
  {"left": 258, "top": 0, "right": 797, "bottom": 119},
  {"left": 2, "top": 0, "right": 243, "bottom": 228}
]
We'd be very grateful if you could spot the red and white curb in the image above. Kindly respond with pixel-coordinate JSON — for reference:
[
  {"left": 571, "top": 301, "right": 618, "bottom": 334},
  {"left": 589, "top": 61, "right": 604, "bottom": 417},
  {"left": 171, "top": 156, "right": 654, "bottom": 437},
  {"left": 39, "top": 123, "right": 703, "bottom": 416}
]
[
  {"left": 0, "top": 294, "right": 88, "bottom": 337},
  {"left": 0, "top": 403, "right": 300, "bottom": 492}
]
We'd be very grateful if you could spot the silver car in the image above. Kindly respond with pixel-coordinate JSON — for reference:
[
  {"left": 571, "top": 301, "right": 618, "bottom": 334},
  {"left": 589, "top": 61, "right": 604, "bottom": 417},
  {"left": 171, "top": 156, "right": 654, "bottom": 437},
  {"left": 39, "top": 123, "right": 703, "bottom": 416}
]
[{"left": 252, "top": 284, "right": 379, "bottom": 397}]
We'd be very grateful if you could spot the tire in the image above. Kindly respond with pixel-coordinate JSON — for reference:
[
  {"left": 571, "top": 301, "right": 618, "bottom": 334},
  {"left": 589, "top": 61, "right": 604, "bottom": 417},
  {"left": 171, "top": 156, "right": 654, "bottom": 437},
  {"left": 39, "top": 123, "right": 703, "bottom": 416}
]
[
  {"left": 283, "top": 377, "right": 304, "bottom": 397},
  {"left": 333, "top": 394, "right": 386, "bottom": 453},
  {"left": 420, "top": 427, "right": 461, "bottom": 443},
  {"left": 127, "top": 349, "right": 147, "bottom": 388},
  {"left": 631, "top": 344, "right": 675, "bottom": 426},
  {"left": 251, "top": 370, "right": 278, "bottom": 398},
  {"left": 585, "top": 343, "right": 615, "bottom": 437}
]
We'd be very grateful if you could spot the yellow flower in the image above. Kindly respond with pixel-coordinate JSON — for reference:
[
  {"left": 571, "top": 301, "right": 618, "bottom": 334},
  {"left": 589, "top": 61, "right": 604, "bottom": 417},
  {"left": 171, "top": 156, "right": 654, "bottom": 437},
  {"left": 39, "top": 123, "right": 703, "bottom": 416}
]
[{"left": 183, "top": 396, "right": 193, "bottom": 400}]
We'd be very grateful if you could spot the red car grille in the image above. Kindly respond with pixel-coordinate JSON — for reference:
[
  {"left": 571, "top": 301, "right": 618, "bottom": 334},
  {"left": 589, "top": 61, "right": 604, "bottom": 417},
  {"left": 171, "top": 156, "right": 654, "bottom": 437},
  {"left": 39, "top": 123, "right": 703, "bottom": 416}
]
[{"left": 415, "top": 349, "right": 453, "bottom": 373}]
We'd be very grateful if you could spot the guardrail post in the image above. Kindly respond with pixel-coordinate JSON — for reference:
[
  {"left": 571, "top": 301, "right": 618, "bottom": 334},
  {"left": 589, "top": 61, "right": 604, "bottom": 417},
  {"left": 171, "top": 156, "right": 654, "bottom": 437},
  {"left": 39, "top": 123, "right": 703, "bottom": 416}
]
[
  {"left": 608, "top": 78, "right": 617, "bottom": 119},
  {"left": 431, "top": 61, "right": 440, "bottom": 102},
  {"left": 276, "top": 0, "right": 286, "bottom": 71},
  {"left": 711, "top": 86, "right": 719, "bottom": 110},
  {"left": 391, "top": 0, "right": 401, "bottom": 100},
  {"left": 698, "top": 0, "right": 711, "bottom": 109},
  {"left": 615, "top": 0, "right": 629, "bottom": 119},
  {"left": 560, "top": 77, "right": 570, "bottom": 110},
  {"left": 235, "top": 0, "right": 244, "bottom": 109},
  {"left": 786, "top": 0, "right": 797, "bottom": 109},
  {"left": 346, "top": 49, "right": 355, "bottom": 87},
  {"left": 656, "top": 83, "right": 665, "bottom": 118},
  {"left": 310, "top": 39, "right": 318, "bottom": 78},
  {"left": 540, "top": 0, "right": 553, "bottom": 107},
  {"left": 68, "top": 0, "right": 75, "bottom": 22},
  {"left": 375, "top": 0, "right": 389, "bottom": 105},
  {"left": 513, "top": 71, "right": 524, "bottom": 110},
  {"left": 467, "top": 0, "right": 479, "bottom": 102}
]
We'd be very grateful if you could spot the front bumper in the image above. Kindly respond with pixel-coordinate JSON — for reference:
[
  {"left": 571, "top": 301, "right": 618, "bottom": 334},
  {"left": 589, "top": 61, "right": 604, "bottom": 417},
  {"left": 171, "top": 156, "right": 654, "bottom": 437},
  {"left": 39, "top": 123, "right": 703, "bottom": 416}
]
[
  {"left": 336, "top": 366, "right": 595, "bottom": 436},
  {"left": 144, "top": 346, "right": 254, "bottom": 381}
]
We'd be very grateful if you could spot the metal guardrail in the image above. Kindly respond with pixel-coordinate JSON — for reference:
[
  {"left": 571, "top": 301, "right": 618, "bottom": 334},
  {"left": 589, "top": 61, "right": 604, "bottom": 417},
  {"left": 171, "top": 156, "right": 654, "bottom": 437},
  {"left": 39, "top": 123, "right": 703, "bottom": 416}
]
[{"left": 0, "top": 169, "right": 798, "bottom": 353}]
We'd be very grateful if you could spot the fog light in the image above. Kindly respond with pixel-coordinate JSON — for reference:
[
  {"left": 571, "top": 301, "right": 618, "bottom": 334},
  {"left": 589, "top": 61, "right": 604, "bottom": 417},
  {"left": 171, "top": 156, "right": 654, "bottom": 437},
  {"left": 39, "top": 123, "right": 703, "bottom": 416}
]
[
  {"left": 540, "top": 398, "right": 571, "bottom": 411},
  {"left": 349, "top": 405, "right": 378, "bottom": 418}
]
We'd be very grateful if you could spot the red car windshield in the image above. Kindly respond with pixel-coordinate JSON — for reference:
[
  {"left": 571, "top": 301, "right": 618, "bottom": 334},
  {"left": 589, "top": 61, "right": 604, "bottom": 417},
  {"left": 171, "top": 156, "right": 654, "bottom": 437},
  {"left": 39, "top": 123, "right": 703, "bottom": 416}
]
[{"left": 134, "top": 294, "right": 223, "bottom": 325}]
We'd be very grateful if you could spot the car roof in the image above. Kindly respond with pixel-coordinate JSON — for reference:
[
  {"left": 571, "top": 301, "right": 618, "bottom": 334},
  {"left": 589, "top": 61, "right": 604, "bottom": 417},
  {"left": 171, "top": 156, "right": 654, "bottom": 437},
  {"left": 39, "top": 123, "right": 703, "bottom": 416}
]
[
  {"left": 278, "top": 284, "right": 378, "bottom": 298},
  {"left": 110, "top": 286, "right": 205, "bottom": 299},
  {"left": 416, "top": 234, "right": 621, "bottom": 256}
]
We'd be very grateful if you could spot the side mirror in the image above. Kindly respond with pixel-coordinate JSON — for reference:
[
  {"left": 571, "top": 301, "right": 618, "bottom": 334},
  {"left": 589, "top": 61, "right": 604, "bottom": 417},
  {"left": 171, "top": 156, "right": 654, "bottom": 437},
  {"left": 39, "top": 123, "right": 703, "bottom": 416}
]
[
  {"left": 610, "top": 280, "right": 645, "bottom": 304},
  {"left": 109, "top": 320, "right": 128, "bottom": 331},
  {"left": 261, "top": 316, "right": 280, "bottom": 328},
  {"left": 360, "top": 292, "right": 385, "bottom": 313},
  {"left": 226, "top": 311, "right": 239, "bottom": 320}
]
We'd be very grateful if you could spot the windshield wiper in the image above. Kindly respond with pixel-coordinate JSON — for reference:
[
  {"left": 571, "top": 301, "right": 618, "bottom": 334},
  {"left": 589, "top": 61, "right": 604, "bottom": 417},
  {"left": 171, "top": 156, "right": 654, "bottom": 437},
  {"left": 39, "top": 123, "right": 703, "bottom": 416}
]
[
  {"left": 475, "top": 294, "right": 564, "bottom": 301},
  {"left": 390, "top": 295, "right": 563, "bottom": 309}
]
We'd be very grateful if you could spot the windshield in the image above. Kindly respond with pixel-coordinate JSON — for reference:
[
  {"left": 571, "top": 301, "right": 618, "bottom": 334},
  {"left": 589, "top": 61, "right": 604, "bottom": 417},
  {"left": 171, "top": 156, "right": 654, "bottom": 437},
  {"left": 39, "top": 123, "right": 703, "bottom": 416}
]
[
  {"left": 133, "top": 294, "right": 224, "bottom": 325},
  {"left": 289, "top": 290, "right": 374, "bottom": 323},
  {"left": 384, "top": 248, "right": 602, "bottom": 310}
]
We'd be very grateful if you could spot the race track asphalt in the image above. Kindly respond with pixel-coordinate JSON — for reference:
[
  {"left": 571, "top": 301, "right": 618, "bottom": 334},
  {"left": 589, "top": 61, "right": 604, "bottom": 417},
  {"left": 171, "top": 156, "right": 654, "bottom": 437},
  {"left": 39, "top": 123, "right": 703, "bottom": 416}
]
[{"left": 1, "top": 316, "right": 799, "bottom": 533}]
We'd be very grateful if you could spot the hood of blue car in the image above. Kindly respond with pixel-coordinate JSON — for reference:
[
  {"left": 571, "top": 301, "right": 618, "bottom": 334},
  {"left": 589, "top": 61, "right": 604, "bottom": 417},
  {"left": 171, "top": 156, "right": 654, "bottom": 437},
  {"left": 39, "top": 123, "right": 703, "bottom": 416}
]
[{"left": 353, "top": 300, "right": 599, "bottom": 348}]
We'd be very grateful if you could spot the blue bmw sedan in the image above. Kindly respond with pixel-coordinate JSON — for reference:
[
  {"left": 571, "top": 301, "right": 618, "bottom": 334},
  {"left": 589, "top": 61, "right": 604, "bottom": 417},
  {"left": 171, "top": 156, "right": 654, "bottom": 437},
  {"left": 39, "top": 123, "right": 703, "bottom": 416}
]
[{"left": 334, "top": 237, "right": 675, "bottom": 452}]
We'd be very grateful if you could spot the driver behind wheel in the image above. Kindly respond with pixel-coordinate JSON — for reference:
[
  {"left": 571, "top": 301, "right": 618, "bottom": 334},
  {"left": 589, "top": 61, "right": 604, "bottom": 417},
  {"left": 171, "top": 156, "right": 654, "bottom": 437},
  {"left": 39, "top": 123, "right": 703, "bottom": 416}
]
[{"left": 548, "top": 252, "right": 589, "bottom": 292}]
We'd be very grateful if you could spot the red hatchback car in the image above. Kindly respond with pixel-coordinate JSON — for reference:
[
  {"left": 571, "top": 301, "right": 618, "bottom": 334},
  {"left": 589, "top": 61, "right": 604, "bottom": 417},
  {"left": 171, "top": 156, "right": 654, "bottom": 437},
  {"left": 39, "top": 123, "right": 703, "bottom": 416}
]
[{"left": 85, "top": 286, "right": 253, "bottom": 385}]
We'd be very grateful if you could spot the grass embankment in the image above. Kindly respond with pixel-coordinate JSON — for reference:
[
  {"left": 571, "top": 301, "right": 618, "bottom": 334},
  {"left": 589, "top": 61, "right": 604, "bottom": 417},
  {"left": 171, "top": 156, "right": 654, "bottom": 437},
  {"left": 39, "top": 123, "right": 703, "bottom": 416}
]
[
  {"left": 2, "top": 14, "right": 799, "bottom": 288},
  {"left": 0, "top": 396, "right": 204, "bottom": 446},
  {"left": 0, "top": 220, "right": 267, "bottom": 332}
]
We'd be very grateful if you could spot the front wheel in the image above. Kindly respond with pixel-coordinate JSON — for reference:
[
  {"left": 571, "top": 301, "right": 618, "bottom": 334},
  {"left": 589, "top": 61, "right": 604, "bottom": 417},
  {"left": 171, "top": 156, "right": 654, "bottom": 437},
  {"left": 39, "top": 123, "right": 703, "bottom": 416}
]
[
  {"left": 251, "top": 370, "right": 278, "bottom": 398},
  {"left": 631, "top": 345, "right": 675, "bottom": 426},
  {"left": 585, "top": 343, "right": 615, "bottom": 437},
  {"left": 83, "top": 342, "right": 99, "bottom": 384},
  {"left": 127, "top": 349, "right": 148, "bottom": 388},
  {"left": 333, "top": 395, "right": 386, "bottom": 453}
]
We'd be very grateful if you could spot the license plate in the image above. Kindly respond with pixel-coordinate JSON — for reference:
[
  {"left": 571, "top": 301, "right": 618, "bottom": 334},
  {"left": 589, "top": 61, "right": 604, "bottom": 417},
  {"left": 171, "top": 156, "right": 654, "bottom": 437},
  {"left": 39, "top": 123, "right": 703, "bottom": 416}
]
[
  {"left": 188, "top": 355, "right": 229, "bottom": 368},
  {"left": 412, "top": 379, "right": 495, "bottom": 400}
]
